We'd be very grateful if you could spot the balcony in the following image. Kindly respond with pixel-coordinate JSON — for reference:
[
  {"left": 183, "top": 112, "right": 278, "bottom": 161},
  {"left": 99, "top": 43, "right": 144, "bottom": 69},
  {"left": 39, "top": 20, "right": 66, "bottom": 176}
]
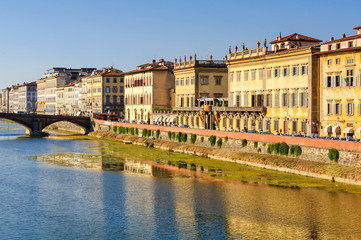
[
  {"left": 228, "top": 47, "right": 267, "bottom": 60},
  {"left": 174, "top": 60, "right": 226, "bottom": 69}
]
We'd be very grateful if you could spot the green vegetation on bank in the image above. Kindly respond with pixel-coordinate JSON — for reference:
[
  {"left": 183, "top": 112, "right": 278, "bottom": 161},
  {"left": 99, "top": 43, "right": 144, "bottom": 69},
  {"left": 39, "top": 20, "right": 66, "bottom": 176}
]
[{"left": 39, "top": 132, "right": 361, "bottom": 194}]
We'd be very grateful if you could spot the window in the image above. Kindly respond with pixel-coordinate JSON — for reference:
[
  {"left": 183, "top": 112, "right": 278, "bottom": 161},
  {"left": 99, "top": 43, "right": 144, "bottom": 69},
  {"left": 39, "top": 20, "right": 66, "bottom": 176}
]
[
  {"left": 251, "top": 70, "right": 256, "bottom": 80},
  {"left": 120, "top": 87, "right": 124, "bottom": 93},
  {"left": 301, "top": 121, "right": 306, "bottom": 133},
  {"left": 274, "top": 92, "right": 279, "bottom": 107},
  {"left": 292, "top": 121, "right": 297, "bottom": 133},
  {"left": 336, "top": 58, "right": 340, "bottom": 64},
  {"left": 265, "top": 94, "right": 272, "bottom": 107},
  {"left": 244, "top": 93, "right": 248, "bottom": 107},
  {"left": 345, "top": 69, "right": 355, "bottom": 86},
  {"left": 113, "top": 78, "right": 117, "bottom": 83},
  {"left": 120, "top": 96, "right": 124, "bottom": 104},
  {"left": 282, "top": 93, "right": 288, "bottom": 107},
  {"left": 237, "top": 72, "right": 241, "bottom": 81},
  {"left": 266, "top": 120, "right": 271, "bottom": 131},
  {"left": 191, "top": 77, "right": 195, "bottom": 85},
  {"left": 291, "top": 93, "right": 297, "bottom": 107},
  {"left": 347, "top": 58, "right": 354, "bottom": 65},
  {"left": 106, "top": 78, "right": 110, "bottom": 83},
  {"left": 327, "top": 59, "right": 332, "bottom": 65},
  {"left": 328, "top": 45, "right": 332, "bottom": 51},
  {"left": 175, "top": 79, "right": 179, "bottom": 86},
  {"left": 244, "top": 118, "right": 248, "bottom": 130},
  {"left": 299, "top": 92, "right": 308, "bottom": 107},
  {"left": 98, "top": 88, "right": 101, "bottom": 92},
  {"left": 283, "top": 67, "right": 289, "bottom": 77},
  {"left": 200, "top": 76, "right": 209, "bottom": 85},
  {"left": 113, "top": 96, "right": 117, "bottom": 104},
  {"left": 229, "top": 73, "right": 233, "bottom": 82},
  {"left": 236, "top": 95, "right": 240, "bottom": 107},
  {"left": 349, "top": 41, "right": 353, "bottom": 48},
  {"left": 180, "top": 78, "right": 184, "bottom": 85},
  {"left": 185, "top": 77, "right": 189, "bottom": 85},
  {"left": 112, "top": 86, "right": 118, "bottom": 93},
  {"left": 346, "top": 103, "right": 354, "bottom": 115},
  {"left": 334, "top": 103, "right": 341, "bottom": 115},
  {"left": 274, "top": 119, "right": 279, "bottom": 132},
  {"left": 301, "top": 66, "right": 308, "bottom": 75},
  {"left": 267, "top": 69, "right": 271, "bottom": 79},
  {"left": 292, "top": 66, "right": 299, "bottom": 76},
  {"left": 358, "top": 103, "right": 361, "bottom": 115},
  {"left": 259, "top": 69, "right": 264, "bottom": 80},
  {"left": 106, "top": 95, "right": 110, "bottom": 104},
  {"left": 105, "top": 87, "right": 110, "bottom": 93},
  {"left": 244, "top": 71, "right": 249, "bottom": 81},
  {"left": 327, "top": 102, "right": 332, "bottom": 115},
  {"left": 274, "top": 68, "right": 280, "bottom": 77},
  {"left": 335, "top": 76, "right": 341, "bottom": 87},
  {"left": 120, "top": 78, "right": 124, "bottom": 83},
  {"left": 326, "top": 76, "right": 332, "bottom": 87},
  {"left": 336, "top": 43, "right": 341, "bottom": 49},
  {"left": 215, "top": 76, "right": 222, "bottom": 85},
  {"left": 236, "top": 119, "right": 240, "bottom": 129}
]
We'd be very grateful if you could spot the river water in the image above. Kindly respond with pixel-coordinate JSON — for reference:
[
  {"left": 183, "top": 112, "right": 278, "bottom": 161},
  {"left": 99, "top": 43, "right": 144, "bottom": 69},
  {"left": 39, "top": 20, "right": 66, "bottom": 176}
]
[{"left": 1, "top": 120, "right": 361, "bottom": 239}]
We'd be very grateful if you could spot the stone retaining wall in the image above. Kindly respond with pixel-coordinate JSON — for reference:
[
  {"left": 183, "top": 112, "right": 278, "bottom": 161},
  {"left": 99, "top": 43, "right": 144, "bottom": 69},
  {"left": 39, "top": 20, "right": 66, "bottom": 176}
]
[{"left": 94, "top": 119, "right": 361, "bottom": 167}]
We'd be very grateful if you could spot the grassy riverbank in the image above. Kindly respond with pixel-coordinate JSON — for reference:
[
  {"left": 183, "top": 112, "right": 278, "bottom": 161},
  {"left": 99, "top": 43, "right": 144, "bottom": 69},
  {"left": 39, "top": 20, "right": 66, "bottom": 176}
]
[{"left": 48, "top": 131, "right": 361, "bottom": 194}]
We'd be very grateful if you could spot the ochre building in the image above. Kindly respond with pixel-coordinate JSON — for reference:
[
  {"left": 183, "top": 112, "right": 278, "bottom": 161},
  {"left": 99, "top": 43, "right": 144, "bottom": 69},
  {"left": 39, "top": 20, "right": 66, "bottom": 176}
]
[{"left": 319, "top": 26, "right": 361, "bottom": 138}]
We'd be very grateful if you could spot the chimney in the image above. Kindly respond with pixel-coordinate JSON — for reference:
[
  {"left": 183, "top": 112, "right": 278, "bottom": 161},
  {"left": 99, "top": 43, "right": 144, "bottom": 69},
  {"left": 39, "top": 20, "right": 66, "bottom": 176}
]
[
  {"left": 210, "top": 55, "right": 213, "bottom": 61},
  {"left": 174, "top": 58, "right": 177, "bottom": 63},
  {"left": 152, "top": 59, "right": 156, "bottom": 64},
  {"left": 330, "top": 37, "right": 334, "bottom": 41},
  {"left": 342, "top": 33, "right": 346, "bottom": 38}
]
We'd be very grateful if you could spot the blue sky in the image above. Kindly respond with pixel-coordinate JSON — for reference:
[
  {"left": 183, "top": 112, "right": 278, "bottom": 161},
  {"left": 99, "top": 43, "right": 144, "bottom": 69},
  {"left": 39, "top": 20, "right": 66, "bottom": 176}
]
[{"left": 0, "top": 0, "right": 360, "bottom": 89}]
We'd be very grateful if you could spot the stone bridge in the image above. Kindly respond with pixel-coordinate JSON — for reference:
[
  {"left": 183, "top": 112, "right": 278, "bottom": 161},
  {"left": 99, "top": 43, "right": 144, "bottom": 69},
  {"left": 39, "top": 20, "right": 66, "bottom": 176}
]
[{"left": 0, "top": 113, "right": 93, "bottom": 136}]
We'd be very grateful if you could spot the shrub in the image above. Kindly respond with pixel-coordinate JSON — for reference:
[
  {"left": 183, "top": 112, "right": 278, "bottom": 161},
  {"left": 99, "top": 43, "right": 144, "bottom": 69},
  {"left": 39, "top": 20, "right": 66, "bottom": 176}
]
[
  {"left": 176, "top": 132, "right": 182, "bottom": 142},
  {"left": 294, "top": 145, "right": 302, "bottom": 157},
  {"left": 181, "top": 133, "right": 187, "bottom": 143},
  {"left": 328, "top": 148, "right": 339, "bottom": 162},
  {"left": 274, "top": 142, "right": 280, "bottom": 154},
  {"left": 262, "top": 143, "right": 266, "bottom": 147},
  {"left": 156, "top": 129, "right": 160, "bottom": 139},
  {"left": 171, "top": 132, "right": 175, "bottom": 140},
  {"left": 108, "top": 126, "right": 111, "bottom": 131},
  {"left": 290, "top": 145, "right": 295, "bottom": 155},
  {"left": 208, "top": 135, "right": 216, "bottom": 146},
  {"left": 91, "top": 120, "right": 95, "bottom": 127},
  {"left": 130, "top": 128, "right": 135, "bottom": 136},
  {"left": 224, "top": 136, "right": 228, "bottom": 143},
  {"left": 113, "top": 126, "right": 118, "bottom": 133},
  {"left": 254, "top": 141, "right": 258, "bottom": 149},
  {"left": 126, "top": 127, "right": 129, "bottom": 134},
  {"left": 190, "top": 134, "right": 197, "bottom": 144},
  {"left": 168, "top": 131, "right": 172, "bottom": 140},
  {"left": 217, "top": 138, "right": 223, "bottom": 148},
  {"left": 241, "top": 139, "right": 247, "bottom": 147},
  {"left": 147, "top": 130, "right": 152, "bottom": 137},
  {"left": 142, "top": 129, "right": 147, "bottom": 137},
  {"left": 135, "top": 128, "right": 139, "bottom": 136},
  {"left": 148, "top": 142, "right": 154, "bottom": 148},
  {"left": 267, "top": 144, "right": 274, "bottom": 154},
  {"left": 201, "top": 136, "right": 204, "bottom": 143},
  {"left": 279, "top": 142, "right": 289, "bottom": 156},
  {"left": 257, "top": 148, "right": 261, "bottom": 153}
]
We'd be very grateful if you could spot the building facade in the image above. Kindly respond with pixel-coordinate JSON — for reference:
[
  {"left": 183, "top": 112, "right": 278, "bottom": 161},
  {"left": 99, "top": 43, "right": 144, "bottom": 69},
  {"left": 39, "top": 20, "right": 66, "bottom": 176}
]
[
  {"left": 225, "top": 33, "right": 321, "bottom": 135},
  {"left": 86, "top": 67, "right": 125, "bottom": 116},
  {"left": 124, "top": 59, "right": 174, "bottom": 123},
  {"left": 1, "top": 88, "right": 10, "bottom": 113},
  {"left": 18, "top": 82, "right": 37, "bottom": 113},
  {"left": 319, "top": 26, "right": 361, "bottom": 138},
  {"left": 173, "top": 55, "right": 228, "bottom": 129}
]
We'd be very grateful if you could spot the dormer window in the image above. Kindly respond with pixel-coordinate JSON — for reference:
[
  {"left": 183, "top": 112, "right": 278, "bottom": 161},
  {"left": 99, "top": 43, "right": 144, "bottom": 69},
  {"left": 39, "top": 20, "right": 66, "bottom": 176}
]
[
  {"left": 328, "top": 45, "right": 332, "bottom": 51},
  {"left": 348, "top": 41, "right": 353, "bottom": 48},
  {"left": 336, "top": 43, "right": 341, "bottom": 49},
  {"left": 281, "top": 43, "right": 286, "bottom": 49}
]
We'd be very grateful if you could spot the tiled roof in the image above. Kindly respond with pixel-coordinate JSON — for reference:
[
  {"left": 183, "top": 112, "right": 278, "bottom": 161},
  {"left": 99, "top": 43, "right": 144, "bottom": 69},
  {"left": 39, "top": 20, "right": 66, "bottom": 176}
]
[
  {"left": 321, "top": 34, "right": 361, "bottom": 44},
  {"left": 353, "top": 26, "right": 361, "bottom": 30},
  {"left": 270, "top": 33, "right": 322, "bottom": 44},
  {"left": 315, "top": 46, "right": 361, "bottom": 55}
]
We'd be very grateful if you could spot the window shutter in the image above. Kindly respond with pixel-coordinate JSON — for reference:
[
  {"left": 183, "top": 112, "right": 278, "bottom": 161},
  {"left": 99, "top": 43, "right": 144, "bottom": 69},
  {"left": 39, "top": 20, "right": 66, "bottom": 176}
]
[
  {"left": 346, "top": 104, "right": 349, "bottom": 115},
  {"left": 359, "top": 74, "right": 361, "bottom": 86},
  {"left": 332, "top": 76, "right": 335, "bottom": 87},
  {"left": 343, "top": 76, "right": 346, "bottom": 86},
  {"left": 325, "top": 76, "right": 328, "bottom": 87},
  {"left": 334, "top": 104, "right": 336, "bottom": 114},
  {"left": 352, "top": 103, "right": 354, "bottom": 115},
  {"left": 359, "top": 103, "right": 361, "bottom": 115},
  {"left": 353, "top": 76, "right": 357, "bottom": 86}
]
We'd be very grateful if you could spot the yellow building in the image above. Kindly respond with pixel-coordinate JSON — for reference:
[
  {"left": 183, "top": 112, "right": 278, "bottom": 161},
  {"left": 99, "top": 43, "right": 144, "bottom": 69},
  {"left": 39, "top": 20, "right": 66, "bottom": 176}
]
[
  {"left": 124, "top": 59, "right": 174, "bottom": 123},
  {"left": 56, "top": 87, "right": 65, "bottom": 114},
  {"left": 86, "top": 67, "right": 124, "bottom": 116},
  {"left": 319, "top": 26, "right": 361, "bottom": 139},
  {"left": 225, "top": 33, "right": 321, "bottom": 135},
  {"left": 173, "top": 55, "right": 228, "bottom": 129}
]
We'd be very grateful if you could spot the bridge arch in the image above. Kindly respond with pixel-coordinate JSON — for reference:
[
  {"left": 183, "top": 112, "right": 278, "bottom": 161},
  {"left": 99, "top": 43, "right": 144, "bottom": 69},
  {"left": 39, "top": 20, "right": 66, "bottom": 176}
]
[
  {"left": 42, "top": 120, "right": 90, "bottom": 134},
  {"left": 0, "top": 117, "right": 33, "bottom": 134}
]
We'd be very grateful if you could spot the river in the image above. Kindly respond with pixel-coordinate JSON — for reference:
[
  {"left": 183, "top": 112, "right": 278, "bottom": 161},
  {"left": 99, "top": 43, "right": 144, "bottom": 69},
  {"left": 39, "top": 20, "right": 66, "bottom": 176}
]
[{"left": 1, "top": 120, "right": 361, "bottom": 239}]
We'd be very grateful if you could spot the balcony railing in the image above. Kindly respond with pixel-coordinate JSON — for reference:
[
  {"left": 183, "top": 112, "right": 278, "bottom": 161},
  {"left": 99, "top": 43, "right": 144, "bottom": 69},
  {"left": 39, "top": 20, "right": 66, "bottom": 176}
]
[
  {"left": 228, "top": 47, "right": 267, "bottom": 60},
  {"left": 175, "top": 60, "right": 226, "bottom": 69}
]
